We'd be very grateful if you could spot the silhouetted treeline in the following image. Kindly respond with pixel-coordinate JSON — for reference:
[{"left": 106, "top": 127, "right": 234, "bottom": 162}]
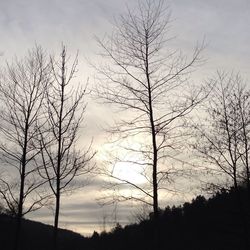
[
  {"left": 1, "top": 186, "right": 249, "bottom": 250},
  {"left": 88, "top": 187, "right": 250, "bottom": 250}
]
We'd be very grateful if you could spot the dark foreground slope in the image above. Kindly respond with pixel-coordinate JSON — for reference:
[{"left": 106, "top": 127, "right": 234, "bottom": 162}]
[{"left": 1, "top": 188, "right": 250, "bottom": 250}]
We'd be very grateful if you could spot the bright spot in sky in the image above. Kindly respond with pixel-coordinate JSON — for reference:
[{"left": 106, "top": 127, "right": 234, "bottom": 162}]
[{"left": 112, "top": 161, "right": 147, "bottom": 185}]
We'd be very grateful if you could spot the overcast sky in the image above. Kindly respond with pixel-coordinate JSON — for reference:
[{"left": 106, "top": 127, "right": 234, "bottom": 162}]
[{"left": 0, "top": 0, "right": 250, "bottom": 236}]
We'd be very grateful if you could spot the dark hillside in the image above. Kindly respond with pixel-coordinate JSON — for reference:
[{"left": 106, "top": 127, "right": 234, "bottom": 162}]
[
  {"left": 0, "top": 214, "right": 87, "bottom": 250},
  {"left": 1, "top": 188, "right": 249, "bottom": 250}
]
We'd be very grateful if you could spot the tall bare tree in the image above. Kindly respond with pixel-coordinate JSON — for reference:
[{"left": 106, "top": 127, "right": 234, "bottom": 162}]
[
  {"left": 95, "top": 0, "right": 204, "bottom": 219},
  {"left": 0, "top": 46, "right": 51, "bottom": 249},
  {"left": 38, "top": 45, "right": 94, "bottom": 249}
]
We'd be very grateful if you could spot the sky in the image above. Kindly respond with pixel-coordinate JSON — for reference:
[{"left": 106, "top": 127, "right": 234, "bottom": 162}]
[{"left": 0, "top": 0, "right": 250, "bottom": 236}]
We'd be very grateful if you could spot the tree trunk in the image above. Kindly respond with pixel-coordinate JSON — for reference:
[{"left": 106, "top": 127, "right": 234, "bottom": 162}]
[
  {"left": 13, "top": 169, "right": 25, "bottom": 250},
  {"left": 152, "top": 144, "right": 158, "bottom": 219},
  {"left": 146, "top": 39, "right": 159, "bottom": 249},
  {"left": 14, "top": 129, "right": 28, "bottom": 250},
  {"left": 144, "top": 33, "right": 159, "bottom": 219},
  {"left": 53, "top": 191, "right": 60, "bottom": 250}
]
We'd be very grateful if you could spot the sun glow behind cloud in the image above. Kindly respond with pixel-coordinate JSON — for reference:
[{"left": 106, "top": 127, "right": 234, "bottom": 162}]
[
  {"left": 112, "top": 161, "right": 147, "bottom": 185},
  {"left": 97, "top": 133, "right": 152, "bottom": 186}
]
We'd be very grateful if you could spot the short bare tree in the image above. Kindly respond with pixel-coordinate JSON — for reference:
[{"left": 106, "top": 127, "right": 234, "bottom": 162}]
[
  {"left": 95, "top": 0, "right": 204, "bottom": 219},
  {"left": 235, "top": 77, "right": 250, "bottom": 193},
  {"left": 192, "top": 71, "right": 250, "bottom": 248},
  {"left": 38, "top": 45, "right": 94, "bottom": 249},
  {"left": 192, "top": 72, "right": 249, "bottom": 190},
  {"left": 0, "top": 46, "right": 51, "bottom": 249}
]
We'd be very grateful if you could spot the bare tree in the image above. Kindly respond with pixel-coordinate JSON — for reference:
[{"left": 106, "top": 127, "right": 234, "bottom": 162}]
[
  {"left": 235, "top": 77, "right": 250, "bottom": 193},
  {"left": 95, "top": 0, "right": 204, "bottom": 219},
  {"left": 192, "top": 72, "right": 249, "bottom": 190},
  {"left": 192, "top": 71, "right": 250, "bottom": 248},
  {"left": 38, "top": 45, "right": 94, "bottom": 249},
  {"left": 0, "top": 46, "right": 51, "bottom": 249}
]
